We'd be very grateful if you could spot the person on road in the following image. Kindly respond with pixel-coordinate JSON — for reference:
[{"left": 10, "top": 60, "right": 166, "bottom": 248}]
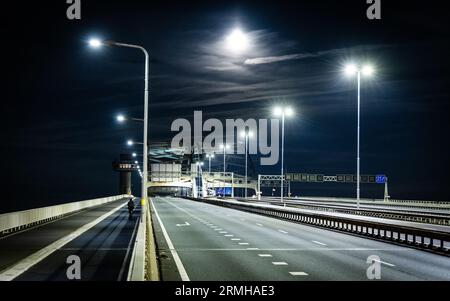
[{"left": 127, "top": 198, "right": 135, "bottom": 219}]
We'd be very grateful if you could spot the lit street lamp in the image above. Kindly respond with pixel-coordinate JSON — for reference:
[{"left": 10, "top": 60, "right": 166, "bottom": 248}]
[
  {"left": 219, "top": 144, "right": 230, "bottom": 174},
  {"left": 89, "top": 37, "right": 150, "bottom": 209},
  {"left": 116, "top": 114, "right": 144, "bottom": 123},
  {"left": 240, "top": 130, "right": 253, "bottom": 198},
  {"left": 273, "top": 106, "right": 294, "bottom": 204},
  {"left": 206, "top": 154, "right": 215, "bottom": 173},
  {"left": 344, "top": 62, "right": 375, "bottom": 209}
]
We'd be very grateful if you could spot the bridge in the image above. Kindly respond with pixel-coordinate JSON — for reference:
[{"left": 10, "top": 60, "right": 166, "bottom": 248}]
[
  {"left": 1, "top": 190, "right": 449, "bottom": 281},
  {"left": 0, "top": 145, "right": 448, "bottom": 282}
]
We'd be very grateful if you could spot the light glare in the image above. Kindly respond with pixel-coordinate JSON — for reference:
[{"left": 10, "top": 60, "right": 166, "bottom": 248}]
[
  {"left": 226, "top": 29, "right": 249, "bottom": 53},
  {"left": 345, "top": 64, "right": 358, "bottom": 76},
  {"left": 362, "top": 65, "right": 374, "bottom": 76},
  {"left": 89, "top": 39, "right": 102, "bottom": 48}
]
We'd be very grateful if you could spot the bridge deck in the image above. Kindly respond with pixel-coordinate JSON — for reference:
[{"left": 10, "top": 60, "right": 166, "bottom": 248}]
[
  {"left": 152, "top": 196, "right": 450, "bottom": 281},
  {"left": 0, "top": 198, "right": 140, "bottom": 281}
]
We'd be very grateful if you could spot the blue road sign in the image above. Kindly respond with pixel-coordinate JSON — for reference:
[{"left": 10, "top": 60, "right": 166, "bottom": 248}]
[{"left": 376, "top": 175, "right": 387, "bottom": 184}]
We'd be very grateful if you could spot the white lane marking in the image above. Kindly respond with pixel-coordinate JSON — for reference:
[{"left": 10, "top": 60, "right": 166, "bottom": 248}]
[
  {"left": 231, "top": 238, "right": 241, "bottom": 241},
  {"left": 247, "top": 248, "right": 259, "bottom": 250},
  {"left": 258, "top": 254, "right": 272, "bottom": 257},
  {"left": 214, "top": 228, "right": 223, "bottom": 231},
  {"left": 151, "top": 199, "right": 190, "bottom": 281},
  {"left": 272, "top": 262, "right": 288, "bottom": 265},
  {"left": 372, "top": 259, "right": 396, "bottom": 267},
  {"left": 219, "top": 231, "right": 228, "bottom": 234},
  {"left": 238, "top": 242, "right": 249, "bottom": 245},
  {"left": 0, "top": 202, "right": 127, "bottom": 281},
  {"left": 176, "top": 222, "right": 190, "bottom": 227},
  {"left": 224, "top": 234, "right": 234, "bottom": 237},
  {"left": 312, "top": 240, "right": 327, "bottom": 246},
  {"left": 289, "top": 272, "right": 308, "bottom": 276},
  {"left": 256, "top": 223, "right": 263, "bottom": 227},
  {"left": 278, "top": 230, "right": 288, "bottom": 234}
]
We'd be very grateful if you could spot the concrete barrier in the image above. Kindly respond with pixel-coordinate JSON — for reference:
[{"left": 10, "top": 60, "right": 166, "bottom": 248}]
[
  {"left": 0, "top": 195, "right": 129, "bottom": 235},
  {"left": 128, "top": 200, "right": 159, "bottom": 281}
]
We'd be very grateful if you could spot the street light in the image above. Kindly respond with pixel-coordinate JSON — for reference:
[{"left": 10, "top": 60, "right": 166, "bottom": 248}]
[
  {"left": 132, "top": 153, "right": 137, "bottom": 157},
  {"left": 273, "top": 106, "right": 294, "bottom": 204},
  {"left": 219, "top": 144, "right": 230, "bottom": 174},
  {"left": 343, "top": 62, "right": 375, "bottom": 209},
  {"left": 115, "top": 114, "right": 144, "bottom": 123},
  {"left": 89, "top": 39, "right": 102, "bottom": 48},
  {"left": 127, "top": 140, "right": 134, "bottom": 146},
  {"left": 89, "top": 37, "right": 150, "bottom": 210},
  {"left": 116, "top": 114, "right": 126, "bottom": 123},
  {"left": 206, "top": 154, "right": 215, "bottom": 173},
  {"left": 240, "top": 131, "right": 253, "bottom": 198}
]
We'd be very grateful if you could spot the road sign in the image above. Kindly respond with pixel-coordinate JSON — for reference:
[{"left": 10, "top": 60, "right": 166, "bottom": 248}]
[{"left": 376, "top": 175, "right": 388, "bottom": 184}]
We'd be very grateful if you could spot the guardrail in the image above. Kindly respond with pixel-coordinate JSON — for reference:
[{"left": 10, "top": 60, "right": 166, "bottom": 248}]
[
  {"left": 293, "top": 196, "right": 450, "bottom": 208},
  {"left": 239, "top": 198, "right": 450, "bottom": 226},
  {"left": 128, "top": 200, "right": 159, "bottom": 281},
  {"left": 189, "top": 197, "right": 450, "bottom": 256},
  {"left": 0, "top": 195, "right": 129, "bottom": 235}
]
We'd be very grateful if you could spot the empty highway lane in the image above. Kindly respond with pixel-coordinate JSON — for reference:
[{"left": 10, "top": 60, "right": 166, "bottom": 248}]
[{"left": 151, "top": 196, "right": 450, "bottom": 281}]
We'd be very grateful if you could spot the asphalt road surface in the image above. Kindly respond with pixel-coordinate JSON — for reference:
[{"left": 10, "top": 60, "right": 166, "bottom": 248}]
[
  {"left": 0, "top": 198, "right": 140, "bottom": 281},
  {"left": 152, "top": 196, "right": 450, "bottom": 281}
]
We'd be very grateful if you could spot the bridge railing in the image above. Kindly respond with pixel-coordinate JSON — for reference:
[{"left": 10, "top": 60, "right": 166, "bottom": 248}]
[
  {"left": 0, "top": 195, "right": 129, "bottom": 235},
  {"left": 189, "top": 197, "right": 450, "bottom": 256}
]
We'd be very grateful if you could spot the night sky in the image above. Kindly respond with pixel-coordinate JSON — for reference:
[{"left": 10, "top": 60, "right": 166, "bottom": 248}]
[{"left": 1, "top": 0, "right": 449, "bottom": 212}]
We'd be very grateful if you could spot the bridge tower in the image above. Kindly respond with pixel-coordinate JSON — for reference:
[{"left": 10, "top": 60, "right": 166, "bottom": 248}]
[{"left": 112, "top": 154, "right": 138, "bottom": 195}]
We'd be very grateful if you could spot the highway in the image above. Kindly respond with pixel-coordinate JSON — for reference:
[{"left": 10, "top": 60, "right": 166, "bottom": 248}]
[
  {"left": 151, "top": 196, "right": 450, "bottom": 281},
  {"left": 0, "top": 197, "right": 140, "bottom": 281}
]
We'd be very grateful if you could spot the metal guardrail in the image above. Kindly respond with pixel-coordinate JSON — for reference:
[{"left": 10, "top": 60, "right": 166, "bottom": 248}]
[
  {"left": 189, "top": 197, "right": 450, "bottom": 256},
  {"left": 240, "top": 198, "right": 450, "bottom": 226},
  {"left": 295, "top": 196, "right": 450, "bottom": 208},
  {"left": 128, "top": 200, "right": 159, "bottom": 281},
  {"left": 0, "top": 195, "right": 129, "bottom": 235}
]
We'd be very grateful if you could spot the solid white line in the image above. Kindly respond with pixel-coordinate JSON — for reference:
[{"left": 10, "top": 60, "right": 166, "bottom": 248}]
[
  {"left": 247, "top": 248, "right": 259, "bottom": 250},
  {"left": 372, "top": 259, "right": 396, "bottom": 267},
  {"left": 278, "top": 230, "right": 289, "bottom": 234},
  {"left": 151, "top": 199, "right": 190, "bottom": 281},
  {"left": 272, "top": 262, "right": 288, "bottom": 265},
  {"left": 0, "top": 202, "right": 126, "bottom": 281},
  {"left": 289, "top": 272, "right": 308, "bottom": 276},
  {"left": 258, "top": 254, "right": 272, "bottom": 257},
  {"left": 312, "top": 240, "right": 327, "bottom": 246}
]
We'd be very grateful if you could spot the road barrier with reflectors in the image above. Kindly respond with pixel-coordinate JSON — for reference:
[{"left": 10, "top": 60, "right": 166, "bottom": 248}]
[
  {"left": 188, "top": 197, "right": 450, "bottom": 256},
  {"left": 0, "top": 195, "right": 130, "bottom": 236}
]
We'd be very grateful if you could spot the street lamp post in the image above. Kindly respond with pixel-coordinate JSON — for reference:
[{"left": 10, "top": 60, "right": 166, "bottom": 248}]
[
  {"left": 274, "top": 106, "right": 294, "bottom": 204},
  {"left": 344, "top": 63, "right": 374, "bottom": 209},
  {"left": 89, "top": 38, "right": 150, "bottom": 208},
  {"left": 206, "top": 154, "right": 214, "bottom": 173},
  {"left": 241, "top": 131, "right": 253, "bottom": 198}
]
